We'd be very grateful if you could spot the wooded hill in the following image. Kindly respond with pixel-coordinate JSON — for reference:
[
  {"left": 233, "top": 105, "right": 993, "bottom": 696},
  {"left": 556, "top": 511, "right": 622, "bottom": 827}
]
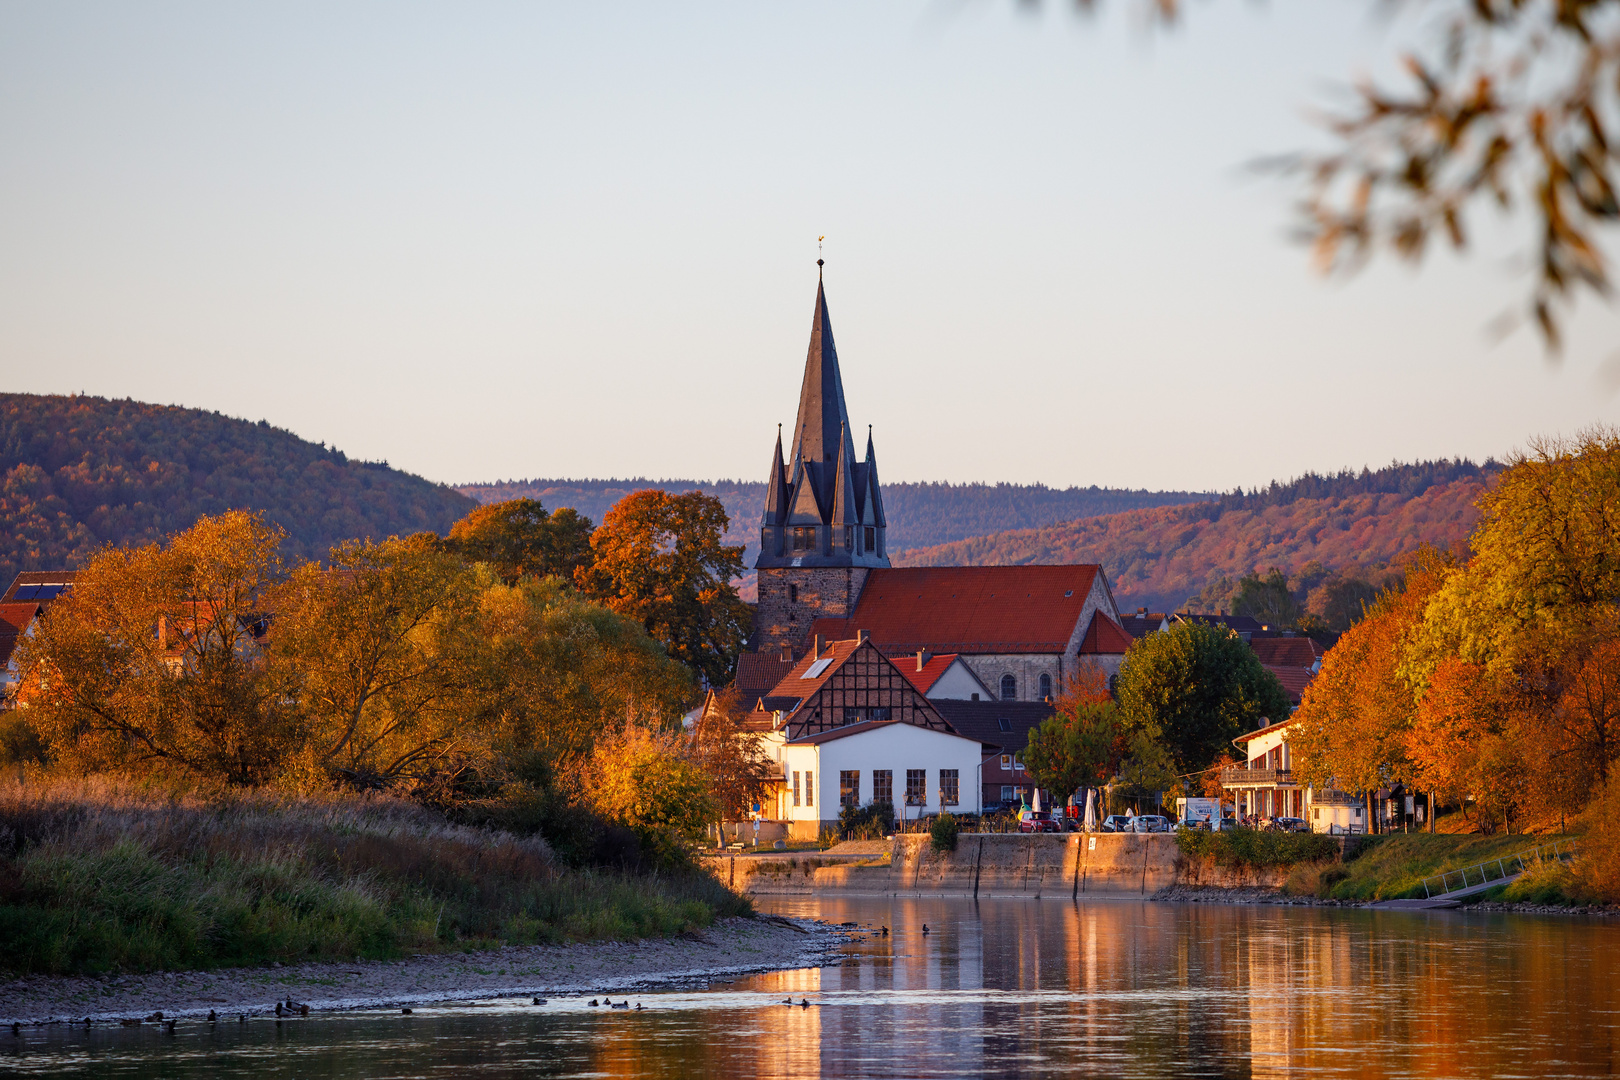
[
  {"left": 896, "top": 461, "right": 1502, "bottom": 614},
  {"left": 457, "top": 478, "right": 1212, "bottom": 566},
  {"left": 0, "top": 394, "right": 475, "bottom": 585}
]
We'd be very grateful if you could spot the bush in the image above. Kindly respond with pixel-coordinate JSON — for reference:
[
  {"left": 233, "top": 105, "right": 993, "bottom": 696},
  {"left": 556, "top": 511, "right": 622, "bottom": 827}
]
[
  {"left": 838, "top": 801, "right": 894, "bottom": 840},
  {"left": 930, "top": 812, "right": 960, "bottom": 853},
  {"left": 1176, "top": 827, "right": 1340, "bottom": 868}
]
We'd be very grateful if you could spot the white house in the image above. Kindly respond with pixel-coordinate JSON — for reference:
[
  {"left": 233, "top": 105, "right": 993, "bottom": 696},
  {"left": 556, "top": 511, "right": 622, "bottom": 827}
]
[
  {"left": 759, "top": 634, "right": 986, "bottom": 839},
  {"left": 1222, "top": 719, "right": 1367, "bottom": 834}
]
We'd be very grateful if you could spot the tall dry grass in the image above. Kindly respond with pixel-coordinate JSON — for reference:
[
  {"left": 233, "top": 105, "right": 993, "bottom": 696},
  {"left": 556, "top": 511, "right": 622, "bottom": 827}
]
[{"left": 0, "top": 775, "right": 749, "bottom": 975}]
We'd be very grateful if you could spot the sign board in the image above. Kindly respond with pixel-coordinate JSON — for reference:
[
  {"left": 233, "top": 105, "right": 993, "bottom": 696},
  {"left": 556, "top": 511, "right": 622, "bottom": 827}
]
[{"left": 1178, "top": 797, "right": 1221, "bottom": 827}]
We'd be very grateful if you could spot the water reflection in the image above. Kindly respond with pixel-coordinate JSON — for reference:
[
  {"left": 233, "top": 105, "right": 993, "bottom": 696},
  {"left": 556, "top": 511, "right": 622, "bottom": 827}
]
[{"left": 5, "top": 898, "right": 1619, "bottom": 1078}]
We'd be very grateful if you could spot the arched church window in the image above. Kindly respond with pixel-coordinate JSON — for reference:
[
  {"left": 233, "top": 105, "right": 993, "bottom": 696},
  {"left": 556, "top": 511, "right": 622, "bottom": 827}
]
[
  {"left": 1039, "top": 673, "right": 1052, "bottom": 700},
  {"left": 1000, "top": 674, "right": 1017, "bottom": 701}
]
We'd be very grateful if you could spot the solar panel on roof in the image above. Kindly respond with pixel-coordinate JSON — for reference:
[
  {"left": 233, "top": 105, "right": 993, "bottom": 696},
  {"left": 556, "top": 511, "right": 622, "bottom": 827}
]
[{"left": 801, "top": 658, "right": 834, "bottom": 679}]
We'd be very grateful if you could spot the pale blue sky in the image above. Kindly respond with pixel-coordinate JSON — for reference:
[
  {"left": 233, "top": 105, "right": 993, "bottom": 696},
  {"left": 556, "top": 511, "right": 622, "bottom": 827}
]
[{"left": 1, "top": 1, "right": 1615, "bottom": 493}]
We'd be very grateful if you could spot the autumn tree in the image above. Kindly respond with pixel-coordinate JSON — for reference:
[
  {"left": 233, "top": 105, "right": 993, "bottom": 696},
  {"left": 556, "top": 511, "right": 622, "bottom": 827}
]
[
  {"left": 590, "top": 722, "right": 717, "bottom": 862},
  {"left": 16, "top": 511, "right": 298, "bottom": 784},
  {"left": 575, "top": 489, "right": 749, "bottom": 687},
  {"left": 471, "top": 575, "right": 694, "bottom": 782},
  {"left": 1023, "top": 700, "right": 1126, "bottom": 807},
  {"left": 1290, "top": 550, "right": 1454, "bottom": 806},
  {"left": 273, "top": 533, "right": 481, "bottom": 788},
  {"left": 1115, "top": 621, "right": 1292, "bottom": 778},
  {"left": 687, "top": 686, "right": 776, "bottom": 824},
  {"left": 1230, "top": 568, "right": 1301, "bottom": 629},
  {"left": 447, "top": 497, "right": 594, "bottom": 586}
]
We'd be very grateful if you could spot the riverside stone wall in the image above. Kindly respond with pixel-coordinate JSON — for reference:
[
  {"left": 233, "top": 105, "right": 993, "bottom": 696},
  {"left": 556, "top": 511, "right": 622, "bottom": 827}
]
[{"left": 708, "top": 833, "right": 1291, "bottom": 899}]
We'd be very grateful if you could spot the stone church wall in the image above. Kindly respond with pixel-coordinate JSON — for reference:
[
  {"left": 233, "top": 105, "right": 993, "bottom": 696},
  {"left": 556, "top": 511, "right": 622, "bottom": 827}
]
[{"left": 754, "top": 567, "right": 870, "bottom": 655}]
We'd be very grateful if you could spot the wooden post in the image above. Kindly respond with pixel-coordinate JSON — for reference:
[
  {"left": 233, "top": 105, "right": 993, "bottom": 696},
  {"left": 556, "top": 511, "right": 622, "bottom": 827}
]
[{"left": 1428, "top": 791, "right": 1436, "bottom": 834}]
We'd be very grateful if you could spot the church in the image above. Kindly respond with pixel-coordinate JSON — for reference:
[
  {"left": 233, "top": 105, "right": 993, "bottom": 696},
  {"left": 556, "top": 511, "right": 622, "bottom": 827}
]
[{"left": 746, "top": 264, "right": 1133, "bottom": 702}]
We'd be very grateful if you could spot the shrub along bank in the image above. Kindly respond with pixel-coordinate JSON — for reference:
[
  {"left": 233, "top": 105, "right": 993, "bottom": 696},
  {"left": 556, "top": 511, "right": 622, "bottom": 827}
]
[
  {"left": 0, "top": 778, "right": 751, "bottom": 976},
  {"left": 1176, "top": 828, "right": 1341, "bottom": 869},
  {"left": 1280, "top": 832, "right": 1583, "bottom": 903}
]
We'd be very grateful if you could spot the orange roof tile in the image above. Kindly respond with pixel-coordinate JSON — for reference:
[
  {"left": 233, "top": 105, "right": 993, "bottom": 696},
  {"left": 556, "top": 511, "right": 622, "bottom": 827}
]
[
  {"left": 895, "top": 652, "right": 964, "bottom": 695},
  {"left": 1077, "top": 611, "right": 1133, "bottom": 655},
  {"left": 1250, "top": 637, "right": 1323, "bottom": 668},
  {"left": 810, "top": 565, "right": 1102, "bottom": 655},
  {"left": 1263, "top": 664, "right": 1316, "bottom": 705}
]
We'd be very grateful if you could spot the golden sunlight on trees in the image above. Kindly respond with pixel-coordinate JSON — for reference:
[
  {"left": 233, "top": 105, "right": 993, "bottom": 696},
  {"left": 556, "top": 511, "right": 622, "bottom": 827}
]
[
  {"left": 688, "top": 688, "right": 776, "bottom": 825},
  {"left": 16, "top": 511, "right": 298, "bottom": 784},
  {"left": 1294, "top": 428, "right": 1620, "bottom": 846},
  {"left": 447, "top": 498, "right": 594, "bottom": 586},
  {"left": 590, "top": 723, "right": 717, "bottom": 858},
  {"left": 576, "top": 489, "right": 750, "bottom": 688}
]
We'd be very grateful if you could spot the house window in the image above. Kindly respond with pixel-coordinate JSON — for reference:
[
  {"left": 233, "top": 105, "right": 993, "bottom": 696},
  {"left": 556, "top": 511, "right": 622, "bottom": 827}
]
[
  {"left": 788, "top": 584, "right": 798, "bottom": 603},
  {"left": 997, "top": 718, "right": 1011, "bottom": 732},
  {"left": 844, "top": 707, "right": 860, "bottom": 724},
  {"left": 804, "top": 771, "right": 813, "bottom": 807},
  {"left": 1000, "top": 754, "right": 1012, "bottom": 770},
  {"left": 1001, "top": 785, "right": 1015, "bottom": 802},
  {"left": 1039, "top": 673, "right": 1052, "bottom": 699},
  {"left": 941, "top": 770, "right": 959, "bottom": 806},
  {"left": 865, "top": 526, "right": 876, "bottom": 551},
  {"left": 793, "top": 771, "right": 801, "bottom": 807},
  {"left": 1000, "top": 674, "right": 1017, "bottom": 701},
  {"left": 873, "top": 770, "right": 893, "bottom": 805},
  {"left": 871, "top": 706, "right": 891, "bottom": 722},
  {"left": 905, "top": 769, "right": 926, "bottom": 806},
  {"left": 840, "top": 771, "right": 860, "bottom": 808},
  {"left": 1013, "top": 754, "right": 1025, "bottom": 772}
]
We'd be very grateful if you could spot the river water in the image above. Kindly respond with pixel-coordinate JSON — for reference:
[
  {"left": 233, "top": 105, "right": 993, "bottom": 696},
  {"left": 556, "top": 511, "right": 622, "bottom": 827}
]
[{"left": 4, "top": 896, "right": 1618, "bottom": 1078}]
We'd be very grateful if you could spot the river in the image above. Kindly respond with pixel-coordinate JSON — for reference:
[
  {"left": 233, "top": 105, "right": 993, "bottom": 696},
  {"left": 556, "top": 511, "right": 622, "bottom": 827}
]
[{"left": 4, "top": 896, "right": 1617, "bottom": 1078}]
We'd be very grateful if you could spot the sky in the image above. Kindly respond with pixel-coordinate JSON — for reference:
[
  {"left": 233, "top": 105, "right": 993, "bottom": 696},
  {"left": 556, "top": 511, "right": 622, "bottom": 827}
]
[{"left": 1, "top": 1, "right": 1616, "bottom": 494}]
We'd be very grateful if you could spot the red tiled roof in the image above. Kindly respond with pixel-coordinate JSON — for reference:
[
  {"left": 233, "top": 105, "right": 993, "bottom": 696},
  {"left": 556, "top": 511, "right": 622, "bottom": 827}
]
[
  {"left": 734, "top": 652, "right": 797, "bottom": 696},
  {"left": 896, "top": 653, "right": 964, "bottom": 695},
  {"left": 790, "top": 719, "right": 908, "bottom": 745},
  {"left": 765, "top": 637, "right": 867, "bottom": 703},
  {"left": 1077, "top": 611, "right": 1133, "bottom": 655},
  {"left": 1250, "top": 637, "right": 1323, "bottom": 668},
  {"left": 1263, "top": 664, "right": 1316, "bottom": 705},
  {"left": 0, "top": 603, "right": 42, "bottom": 637},
  {"left": 810, "top": 565, "right": 1103, "bottom": 655}
]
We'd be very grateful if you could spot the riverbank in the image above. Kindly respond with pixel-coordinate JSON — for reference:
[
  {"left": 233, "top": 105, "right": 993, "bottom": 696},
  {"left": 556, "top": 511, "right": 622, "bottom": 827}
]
[
  {"left": 0, "top": 915, "right": 847, "bottom": 1026},
  {"left": 0, "top": 778, "right": 753, "bottom": 977}
]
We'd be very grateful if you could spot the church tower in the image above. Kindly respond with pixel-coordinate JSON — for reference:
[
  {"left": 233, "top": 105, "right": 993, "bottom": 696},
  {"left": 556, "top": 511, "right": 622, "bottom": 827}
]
[{"left": 754, "top": 264, "right": 889, "bottom": 656}]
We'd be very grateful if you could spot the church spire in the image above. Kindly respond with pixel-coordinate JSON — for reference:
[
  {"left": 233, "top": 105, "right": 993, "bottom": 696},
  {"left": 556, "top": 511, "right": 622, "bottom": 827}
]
[{"left": 756, "top": 265, "right": 889, "bottom": 570}]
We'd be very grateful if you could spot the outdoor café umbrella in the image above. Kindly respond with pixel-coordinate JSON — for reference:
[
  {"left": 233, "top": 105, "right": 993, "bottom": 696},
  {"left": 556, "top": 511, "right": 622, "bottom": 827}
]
[
  {"left": 1083, "top": 789, "right": 1097, "bottom": 832},
  {"left": 1032, "top": 788, "right": 1042, "bottom": 813}
]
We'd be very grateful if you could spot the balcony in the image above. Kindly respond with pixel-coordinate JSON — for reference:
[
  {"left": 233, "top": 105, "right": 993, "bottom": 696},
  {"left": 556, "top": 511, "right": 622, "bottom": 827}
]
[{"left": 1219, "top": 766, "right": 1295, "bottom": 787}]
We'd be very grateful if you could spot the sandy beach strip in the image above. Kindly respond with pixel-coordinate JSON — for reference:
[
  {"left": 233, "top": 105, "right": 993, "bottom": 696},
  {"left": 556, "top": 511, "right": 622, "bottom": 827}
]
[{"left": 0, "top": 915, "right": 849, "bottom": 1027}]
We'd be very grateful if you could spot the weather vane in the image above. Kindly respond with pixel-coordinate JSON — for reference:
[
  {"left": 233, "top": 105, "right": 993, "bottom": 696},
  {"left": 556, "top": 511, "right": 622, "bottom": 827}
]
[{"left": 818, "top": 236, "right": 825, "bottom": 263}]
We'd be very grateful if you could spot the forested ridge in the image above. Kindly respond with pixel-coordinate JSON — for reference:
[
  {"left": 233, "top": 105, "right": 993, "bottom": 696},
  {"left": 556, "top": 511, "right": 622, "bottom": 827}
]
[
  {"left": 458, "top": 478, "right": 1213, "bottom": 564},
  {"left": 0, "top": 393, "right": 474, "bottom": 585},
  {"left": 897, "top": 461, "right": 1502, "bottom": 613}
]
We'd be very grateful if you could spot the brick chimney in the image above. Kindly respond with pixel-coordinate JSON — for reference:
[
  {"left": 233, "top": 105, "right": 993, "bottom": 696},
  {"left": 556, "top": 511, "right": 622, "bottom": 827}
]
[
  {"left": 858, "top": 629, "right": 870, "bottom": 644},
  {"left": 813, "top": 635, "right": 824, "bottom": 659},
  {"left": 916, "top": 649, "right": 932, "bottom": 671}
]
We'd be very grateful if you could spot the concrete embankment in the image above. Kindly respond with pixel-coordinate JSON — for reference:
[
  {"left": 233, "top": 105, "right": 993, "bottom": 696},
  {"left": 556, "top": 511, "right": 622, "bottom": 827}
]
[{"left": 707, "top": 834, "right": 1290, "bottom": 899}]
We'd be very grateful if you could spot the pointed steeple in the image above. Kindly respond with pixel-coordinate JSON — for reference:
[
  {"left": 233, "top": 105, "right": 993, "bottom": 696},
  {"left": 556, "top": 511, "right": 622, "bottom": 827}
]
[
  {"left": 864, "top": 424, "right": 886, "bottom": 527},
  {"left": 763, "top": 425, "right": 789, "bottom": 526},
  {"left": 789, "top": 275, "right": 852, "bottom": 474},
  {"left": 755, "top": 264, "right": 889, "bottom": 570}
]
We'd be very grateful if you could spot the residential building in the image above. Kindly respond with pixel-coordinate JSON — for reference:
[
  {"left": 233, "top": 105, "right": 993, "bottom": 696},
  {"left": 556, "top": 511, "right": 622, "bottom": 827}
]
[
  {"left": 932, "top": 700, "right": 1057, "bottom": 808},
  {"left": 1221, "top": 719, "right": 1366, "bottom": 833}
]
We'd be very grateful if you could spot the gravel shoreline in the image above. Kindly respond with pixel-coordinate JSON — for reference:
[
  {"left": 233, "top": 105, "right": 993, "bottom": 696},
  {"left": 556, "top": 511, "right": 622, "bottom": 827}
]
[
  {"left": 1153, "top": 884, "right": 1618, "bottom": 915},
  {"left": 0, "top": 916, "right": 848, "bottom": 1027}
]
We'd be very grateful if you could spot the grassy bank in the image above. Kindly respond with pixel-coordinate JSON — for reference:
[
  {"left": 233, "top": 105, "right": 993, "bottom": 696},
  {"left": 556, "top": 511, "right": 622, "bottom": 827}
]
[
  {"left": 0, "top": 777, "right": 751, "bottom": 976},
  {"left": 1283, "top": 832, "right": 1582, "bottom": 902}
]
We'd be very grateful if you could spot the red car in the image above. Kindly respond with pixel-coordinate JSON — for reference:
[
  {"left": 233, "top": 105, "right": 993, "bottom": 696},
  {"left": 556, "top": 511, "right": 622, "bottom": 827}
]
[{"left": 1018, "top": 811, "right": 1062, "bottom": 833}]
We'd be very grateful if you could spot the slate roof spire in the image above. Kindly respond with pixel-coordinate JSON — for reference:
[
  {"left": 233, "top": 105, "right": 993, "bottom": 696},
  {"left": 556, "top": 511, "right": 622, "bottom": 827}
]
[{"left": 756, "top": 265, "right": 889, "bottom": 570}]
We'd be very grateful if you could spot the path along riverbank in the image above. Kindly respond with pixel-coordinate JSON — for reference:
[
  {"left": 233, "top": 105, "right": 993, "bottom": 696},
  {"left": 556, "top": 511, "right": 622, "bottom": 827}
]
[{"left": 0, "top": 916, "right": 847, "bottom": 1027}]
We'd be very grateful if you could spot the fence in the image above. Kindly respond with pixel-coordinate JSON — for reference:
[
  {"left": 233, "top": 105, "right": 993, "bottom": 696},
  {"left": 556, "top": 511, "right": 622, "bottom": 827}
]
[{"left": 1419, "top": 839, "right": 1577, "bottom": 899}]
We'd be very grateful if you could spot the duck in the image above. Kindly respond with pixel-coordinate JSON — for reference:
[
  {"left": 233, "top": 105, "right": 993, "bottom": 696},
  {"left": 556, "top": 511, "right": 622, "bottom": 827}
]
[
  {"left": 634, "top": 1003, "right": 645, "bottom": 1011},
  {"left": 285, "top": 998, "right": 309, "bottom": 1015},
  {"left": 799, "top": 998, "right": 811, "bottom": 1008},
  {"left": 922, "top": 924, "right": 930, "bottom": 935},
  {"left": 532, "top": 996, "right": 547, "bottom": 1005},
  {"left": 164, "top": 1019, "right": 177, "bottom": 1035},
  {"left": 146, "top": 1011, "right": 164, "bottom": 1022},
  {"left": 274, "top": 1003, "right": 283, "bottom": 1017},
  {"left": 588, "top": 999, "right": 600, "bottom": 1007},
  {"left": 400, "top": 1008, "right": 413, "bottom": 1015},
  {"left": 10, "top": 1022, "right": 19, "bottom": 1036},
  {"left": 782, "top": 997, "right": 793, "bottom": 1005},
  {"left": 610, "top": 1001, "right": 630, "bottom": 1010},
  {"left": 880, "top": 926, "right": 889, "bottom": 937},
  {"left": 207, "top": 1010, "right": 217, "bottom": 1023},
  {"left": 238, "top": 1014, "right": 247, "bottom": 1025}
]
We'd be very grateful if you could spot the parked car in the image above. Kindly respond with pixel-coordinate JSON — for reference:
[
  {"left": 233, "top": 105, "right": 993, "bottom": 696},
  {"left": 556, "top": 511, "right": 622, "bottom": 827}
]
[
  {"left": 1270, "top": 817, "right": 1309, "bottom": 833},
  {"left": 1018, "top": 810, "right": 1062, "bottom": 833},
  {"left": 1100, "top": 815, "right": 1133, "bottom": 833},
  {"left": 1131, "top": 815, "right": 1171, "bottom": 833},
  {"left": 1060, "top": 814, "right": 1085, "bottom": 832}
]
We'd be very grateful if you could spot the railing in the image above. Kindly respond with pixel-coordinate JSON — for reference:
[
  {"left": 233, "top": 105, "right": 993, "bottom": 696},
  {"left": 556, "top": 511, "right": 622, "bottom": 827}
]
[
  {"left": 1419, "top": 839, "right": 1577, "bottom": 899},
  {"left": 1218, "top": 767, "right": 1294, "bottom": 786}
]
